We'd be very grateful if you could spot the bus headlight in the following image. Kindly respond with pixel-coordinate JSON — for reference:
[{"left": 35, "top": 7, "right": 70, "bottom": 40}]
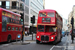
[
  {"left": 37, "top": 36, "right": 39, "bottom": 38},
  {"left": 51, "top": 37, "right": 53, "bottom": 39}
]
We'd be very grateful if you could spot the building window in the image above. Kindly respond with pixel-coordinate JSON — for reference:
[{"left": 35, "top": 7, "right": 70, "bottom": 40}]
[
  {"left": 2, "top": 1, "right": 6, "bottom": 8},
  {"left": 31, "top": 10, "right": 38, "bottom": 17},
  {"left": 25, "top": 15, "right": 29, "bottom": 22},
  {"left": 21, "top": 0, "right": 24, "bottom": 2},
  {"left": 31, "top": 2, "right": 40, "bottom": 12},
  {"left": 0, "top": 1, "right": 2, "bottom": 7},
  {"left": 38, "top": 0, "right": 43, "bottom": 5},
  {"left": 25, "top": 6, "right": 29, "bottom": 14},
  {"left": 6, "top": 1, "right": 10, "bottom": 9},
  {"left": 20, "top": 3, "right": 24, "bottom": 11},
  {"left": 25, "top": 0, "right": 29, "bottom": 6},
  {"left": 12, "top": 1, "right": 16, "bottom": 9},
  {"left": 1, "top": 1, "right": 10, "bottom": 9},
  {"left": 12, "top": 1, "right": 19, "bottom": 9}
]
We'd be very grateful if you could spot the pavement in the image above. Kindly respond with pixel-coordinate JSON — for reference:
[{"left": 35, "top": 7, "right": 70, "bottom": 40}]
[
  {"left": 12, "top": 34, "right": 75, "bottom": 50},
  {"left": 24, "top": 34, "right": 36, "bottom": 37},
  {"left": 24, "top": 34, "right": 36, "bottom": 40},
  {"left": 24, "top": 34, "right": 75, "bottom": 50},
  {"left": 62, "top": 35, "right": 75, "bottom": 50},
  {"left": 1, "top": 34, "right": 75, "bottom": 50},
  {"left": 11, "top": 34, "right": 36, "bottom": 45}
]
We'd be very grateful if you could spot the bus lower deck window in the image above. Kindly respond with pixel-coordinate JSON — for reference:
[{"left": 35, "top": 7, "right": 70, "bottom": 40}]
[
  {"left": 12, "top": 27, "right": 15, "bottom": 31},
  {"left": 19, "top": 28, "right": 21, "bottom": 31},
  {"left": 16, "top": 27, "right": 18, "bottom": 31},
  {"left": 8, "top": 26, "right": 11, "bottom": 30}
]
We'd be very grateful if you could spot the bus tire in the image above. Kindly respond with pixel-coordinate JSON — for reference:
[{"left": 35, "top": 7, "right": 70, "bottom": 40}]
[
  {"left": 53, "top": 37, "right": 57, "bottom": 45},
  {"left": 59, "top": 36, "right": 62, "bottom": 42},
  {"left": 36, "top": 40, "right": 40, "bottom": 44},
  {"left": 7, "top": 35, "right": 11, "bottom": 43}
]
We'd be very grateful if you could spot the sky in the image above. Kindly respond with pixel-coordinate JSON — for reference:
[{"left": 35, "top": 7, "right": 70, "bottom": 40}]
[{"left": 45, "top": 0, "right": 75, "bottom": 19}]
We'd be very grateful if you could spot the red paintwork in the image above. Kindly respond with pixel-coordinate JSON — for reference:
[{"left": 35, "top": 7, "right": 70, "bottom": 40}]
[
  {"left": 36, "top": 9, "right": 62, "bottom": 43},
  {"left": 0, "top": 8, "right": 22, "bottom": 42},
  {"left": 38, "top": 9, "right": 56, "bottom": 25}
]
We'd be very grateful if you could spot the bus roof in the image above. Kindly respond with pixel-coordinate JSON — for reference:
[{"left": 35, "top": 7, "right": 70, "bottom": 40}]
[
  {"left": 39, "top": 9, "right": 56, "bottom": 12},
  {"left": 39, "top": 9, "right": 62, "bottom": 21},
  {"left": 0, "top": 8, "right": 21, "bottom": 16}
]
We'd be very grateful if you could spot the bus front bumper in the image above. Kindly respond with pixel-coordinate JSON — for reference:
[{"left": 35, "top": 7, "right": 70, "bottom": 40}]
[{"left": 36, "top": 35, "right": 56, "bottom": 43}]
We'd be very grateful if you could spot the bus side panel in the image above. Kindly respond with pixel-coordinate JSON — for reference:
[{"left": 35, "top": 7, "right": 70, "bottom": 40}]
[
  {"left": 1, "top": 32, "right": 7, "bottom": 42},
  {"left": 0, "top": 35, "right": 1, "bottom": 42},
  {"left": 0, "top": 8, "right": 2, "bottom": 32},
  {"left": 0, "top": 8, "right": 2, "bottom": 42},
  {"left": 0, "top": 24, "right": 2, "bottom": 32},
  {"left": 56, "top": 13, "right": 62, "bottom": 41},
  {"left": 17, "top": 26, "right": 22, "bottom": 40}
]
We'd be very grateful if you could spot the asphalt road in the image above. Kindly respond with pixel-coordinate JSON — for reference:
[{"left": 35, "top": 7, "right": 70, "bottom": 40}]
[{"left": 0, "top": 35, "right": 68, "bottom": 50}]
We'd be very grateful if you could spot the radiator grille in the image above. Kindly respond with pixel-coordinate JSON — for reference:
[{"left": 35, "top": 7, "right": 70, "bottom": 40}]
[{"left": 41, "top": 35, "right": 49, "bottom": 41}]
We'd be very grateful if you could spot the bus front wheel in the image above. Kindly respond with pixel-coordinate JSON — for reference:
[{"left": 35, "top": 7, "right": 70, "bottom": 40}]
[
  {"left": 59, "top": 36, "right": 62, "bottom": 42},
  {"left": 7, "top": 35, "right": 11, "bottom": 43},
  {"left": 53, "top": 37, "right": 57, "bottom": 45},
  {"left": 36, "top": 40, "right": 40, "bottom": 44}
]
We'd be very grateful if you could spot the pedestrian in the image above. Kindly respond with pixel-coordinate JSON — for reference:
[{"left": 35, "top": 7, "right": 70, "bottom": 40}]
[
  {"left": 69, "top": 29, "right": 72, "bottom": 35},
  {"left": 25, "top": 31, "right": 27, "bottom": 36},
  {"left": 27, "top": 30, "right": 29, "bottom": 36},
  {"left": 69, "top": 29, "right": 74, "bottom": 43}
]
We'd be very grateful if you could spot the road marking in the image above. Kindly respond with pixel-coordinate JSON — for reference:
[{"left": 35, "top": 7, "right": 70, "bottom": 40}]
[
  {"left": 30, "top": 42, "right": 36, "bottom": 43},
  {"left": 54, "top": 46, "right": 65, "bottom": 48},
  {"left": 50, "top": 45, "right": 55, "bottom": 50},
  {"left": 1, "top": 44, "right": 10, "bottom": 47},
  {"left": 63, "top": 35, "right": 69, "bottom": 46}
]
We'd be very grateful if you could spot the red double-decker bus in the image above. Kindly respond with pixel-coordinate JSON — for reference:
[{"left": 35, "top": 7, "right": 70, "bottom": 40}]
[
  {"left": 0, "top": 8, "right": 22, "bottom": 42},
  {"left": 36, "top": 9, "right": 63, "bottom": 44}
]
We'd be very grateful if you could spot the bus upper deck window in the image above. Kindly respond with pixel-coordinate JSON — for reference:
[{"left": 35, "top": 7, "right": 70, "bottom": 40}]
[
  {"left": 12, "top": 14, "right": 15, "bottom": 18},
  {"left": 7, "top": 12, "right": 11, "bottom": 17},
  {"left": 39, "top": 12, "right": 46, "bottom": 17},
  {"left": 19, "top": 17, "right": 21, "bottom": 20},
  {"left": 2, "top": 11, "right": 6, "bottom": 16},
  {"left": 47, "top": 13, "right": 54, "bottom": 17},
  {"left": 16, "top": 16, "right": 18, "bottom": 19}
]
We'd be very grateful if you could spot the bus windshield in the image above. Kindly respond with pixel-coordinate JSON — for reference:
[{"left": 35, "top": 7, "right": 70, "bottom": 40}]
[
  {"left": 38, "top": 25, "right": 44, "bottom": 32},
  {"left": 39, "top": 12, "right": 46, "bottom": 17},
  {"left": 45, "top": 26, "right": 56, "bottom": 32},
  {"left": 47, "top": 13, "right": 54, "bottom": 17}
]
